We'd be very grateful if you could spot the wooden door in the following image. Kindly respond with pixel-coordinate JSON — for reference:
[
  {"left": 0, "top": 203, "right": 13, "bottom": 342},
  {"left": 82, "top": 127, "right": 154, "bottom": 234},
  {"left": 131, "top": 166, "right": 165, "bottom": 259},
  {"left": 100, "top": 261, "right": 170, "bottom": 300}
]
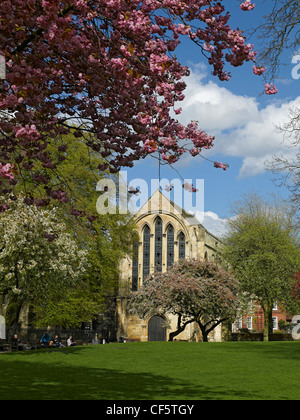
[{"left": 148, "top": 316, "right": 166, "bottom": 341}]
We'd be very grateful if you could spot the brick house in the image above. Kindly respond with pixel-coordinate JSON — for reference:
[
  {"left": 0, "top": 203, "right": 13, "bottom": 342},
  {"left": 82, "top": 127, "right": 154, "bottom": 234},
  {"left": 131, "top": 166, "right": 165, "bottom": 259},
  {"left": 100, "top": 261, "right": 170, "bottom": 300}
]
[{"left": 232, "top": 302, "right": 289, "bottom": 333}]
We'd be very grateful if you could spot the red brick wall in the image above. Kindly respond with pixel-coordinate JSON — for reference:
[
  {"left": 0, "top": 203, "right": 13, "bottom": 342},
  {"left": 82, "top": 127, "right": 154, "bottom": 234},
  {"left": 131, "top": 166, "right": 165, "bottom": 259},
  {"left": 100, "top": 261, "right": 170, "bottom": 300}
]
[{"left": 233, "top": 303, "right": 287, "bottom": 333}]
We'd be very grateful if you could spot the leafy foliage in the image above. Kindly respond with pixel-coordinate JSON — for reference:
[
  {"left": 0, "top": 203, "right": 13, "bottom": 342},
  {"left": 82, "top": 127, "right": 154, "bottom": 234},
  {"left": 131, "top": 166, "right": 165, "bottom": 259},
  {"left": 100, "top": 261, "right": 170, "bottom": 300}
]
[{"left": 223, "top": 193, "right": 300, "bottom": 340}]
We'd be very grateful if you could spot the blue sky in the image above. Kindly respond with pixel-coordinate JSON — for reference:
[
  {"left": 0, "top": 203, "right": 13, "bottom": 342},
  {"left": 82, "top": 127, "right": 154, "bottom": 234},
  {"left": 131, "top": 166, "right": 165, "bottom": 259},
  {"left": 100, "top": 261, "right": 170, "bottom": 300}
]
[{"left": 123, "top": 1, "right": 299, "bottom": 235}]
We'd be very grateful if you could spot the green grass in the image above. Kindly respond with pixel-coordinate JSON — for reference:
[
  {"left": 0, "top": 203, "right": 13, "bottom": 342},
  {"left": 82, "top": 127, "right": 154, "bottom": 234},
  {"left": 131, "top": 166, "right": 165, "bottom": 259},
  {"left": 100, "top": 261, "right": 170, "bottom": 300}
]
[{"left": 0, "top": 341, "right": 299, "bottom": 400}]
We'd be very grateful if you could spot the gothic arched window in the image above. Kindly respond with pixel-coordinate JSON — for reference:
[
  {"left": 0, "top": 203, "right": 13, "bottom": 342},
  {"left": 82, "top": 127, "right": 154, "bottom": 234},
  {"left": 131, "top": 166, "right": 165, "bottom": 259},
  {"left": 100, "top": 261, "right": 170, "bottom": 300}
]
[
  {"left": 155, "top": 217, "right": 163, "bottom": 272},
  {"left": 167, "top": 225, "right": 174, "bottom": 269},
  {"left": 143, "top": 225, "right": 150, "bottom": 280},
  {"left": 178, "top": 231, "right": 186, "bottom": 259},
  {"left": 132, "top": 240, "right": 139, "bottom": 291}
]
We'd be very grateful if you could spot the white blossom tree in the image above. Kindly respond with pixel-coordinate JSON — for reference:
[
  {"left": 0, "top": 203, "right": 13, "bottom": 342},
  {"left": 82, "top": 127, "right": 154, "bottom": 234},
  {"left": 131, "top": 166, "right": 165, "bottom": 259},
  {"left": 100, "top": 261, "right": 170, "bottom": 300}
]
[{"left": 0, "top": 196, "right": 88, "bottom": 326}]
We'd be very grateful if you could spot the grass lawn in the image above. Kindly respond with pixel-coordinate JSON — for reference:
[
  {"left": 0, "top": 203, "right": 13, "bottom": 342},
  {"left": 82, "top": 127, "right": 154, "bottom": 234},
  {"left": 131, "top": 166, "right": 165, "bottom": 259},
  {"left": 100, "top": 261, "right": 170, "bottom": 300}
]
[{"left": 0, "top": 341, "right": 299, "bottom": 400}]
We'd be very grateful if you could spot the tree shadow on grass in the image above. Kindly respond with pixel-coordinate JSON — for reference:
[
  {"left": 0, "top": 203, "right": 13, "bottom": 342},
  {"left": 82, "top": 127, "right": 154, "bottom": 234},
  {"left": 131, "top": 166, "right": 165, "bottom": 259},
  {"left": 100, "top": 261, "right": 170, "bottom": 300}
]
[{"left": 0, "top": 347, "right": 262, "bottom": 400}]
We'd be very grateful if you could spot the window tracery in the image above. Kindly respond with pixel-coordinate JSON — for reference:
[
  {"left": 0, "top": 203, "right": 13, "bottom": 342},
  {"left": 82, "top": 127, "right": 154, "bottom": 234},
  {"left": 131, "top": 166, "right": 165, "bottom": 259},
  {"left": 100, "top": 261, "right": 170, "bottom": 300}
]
[
  {"left": 143, "top": 225, "right": 150, "bottom": 280},
  {"left": 178, "top": 231, "right": 186, "bottom": 259},
  {"left": 167, "top": 225, "right": 174, "bottom": 269},
  {"left": 155, "top": 217, "right": 163, "bottom": 272}
]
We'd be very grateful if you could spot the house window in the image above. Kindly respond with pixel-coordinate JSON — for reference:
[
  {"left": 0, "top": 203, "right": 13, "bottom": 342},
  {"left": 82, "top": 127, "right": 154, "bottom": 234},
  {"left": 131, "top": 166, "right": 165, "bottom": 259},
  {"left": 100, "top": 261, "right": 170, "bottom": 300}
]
[
  {"left": 236, "top": 318, "right": 243, "bottom": 330},
  {"left": 132, "top": 241, "right": 139, "bottom": 291},
  {"left": 155, "top": 217, "right": 163, "bottom": 272},
  {"left": 247, "top": 317, "right": 253, "bottom": 330},
  {"left": 178, "top": 232, "right": 185, "bottom": 259},
  {"left": 167, "top": 225, "right": 174, "bottom": 269},
  {"left": 272, "top": 317, "right": 278, "bottom": 330},
  {"left": 143, "top": 225, "right": 150, "bottom": 280}
]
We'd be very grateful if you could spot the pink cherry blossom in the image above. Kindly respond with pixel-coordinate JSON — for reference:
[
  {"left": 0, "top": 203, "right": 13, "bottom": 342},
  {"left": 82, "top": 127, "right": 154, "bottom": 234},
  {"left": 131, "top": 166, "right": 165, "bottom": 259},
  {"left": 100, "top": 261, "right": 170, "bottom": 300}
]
[
  {"left": 265, "top": 83, "right": 278, "bottom": 95},
  {"left": 253, "top": 65, "right": 266, "bottom": 75},
  {"left": 240, "top": 1, "right": 255, "bottom": 11},
  {"left": 214, "top": 161, "right": 229, "bottom": 171},
  {"left": 0, "top": 163, "right": 14, "bottom": 180},
  {"left": 0, "top": 0, "right": 273, "bottom": 209},
  {"left": 163, "top": 183, "right": 174, "bottom": 192},
  {"left": 203, "top": 44, "right": 214, "bottom": 52}
]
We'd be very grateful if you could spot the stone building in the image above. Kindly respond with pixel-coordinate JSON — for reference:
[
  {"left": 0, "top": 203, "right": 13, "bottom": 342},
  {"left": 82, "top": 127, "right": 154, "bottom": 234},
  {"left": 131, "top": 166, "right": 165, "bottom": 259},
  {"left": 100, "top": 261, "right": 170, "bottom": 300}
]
[{"left": 116, "top": 189, "right": 223, "bottom": 342}]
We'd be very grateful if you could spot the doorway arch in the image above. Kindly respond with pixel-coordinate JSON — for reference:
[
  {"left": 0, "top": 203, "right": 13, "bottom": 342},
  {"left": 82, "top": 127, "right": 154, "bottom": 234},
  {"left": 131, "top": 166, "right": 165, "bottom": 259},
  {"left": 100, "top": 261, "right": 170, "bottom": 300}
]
[{"left": 148, "top": 315, "right": 166, "bottom": 341}]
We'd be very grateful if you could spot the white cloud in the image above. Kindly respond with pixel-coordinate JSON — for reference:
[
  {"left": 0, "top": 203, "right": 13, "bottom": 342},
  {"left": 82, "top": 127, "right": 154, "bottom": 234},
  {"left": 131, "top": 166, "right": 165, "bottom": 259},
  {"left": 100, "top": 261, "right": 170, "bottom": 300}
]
[
  {"left": 180, "top": 71, "right": 259, "bottom": 133},
  {"left": 177, "top": 65, "right": 300, "bottom": 177},
  {"left": 194, "top": 210, "right": 229, "bottom": 238}
]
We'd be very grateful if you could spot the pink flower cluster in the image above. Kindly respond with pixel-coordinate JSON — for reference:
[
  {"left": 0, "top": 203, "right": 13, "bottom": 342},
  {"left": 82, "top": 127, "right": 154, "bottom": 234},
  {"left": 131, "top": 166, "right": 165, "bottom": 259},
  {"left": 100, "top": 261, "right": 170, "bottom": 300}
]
[
  {"left": 213, "top": 161, "right": 229, "bottom": 171},
  {"left": 265, "top": 83, "right": 278, "bottom": 95},
  {"left": 182, "top": 182, "right": 198, "bottom": 192},
  {"left": 163, "top": 183, "right": 174, "bottom": 192},
  {"left": 0, "top": 163, "right": 14, "bottom": 180},
  {"left": 15, "top": 125, "right": 40, "bottom": 140},
  {"left": 240, "top": 1, "right": 255, "bottom": 11},
  {"left": 203, "top": 43, "right": 214, "bottom": 52},
  {"left": 253, "top": 65, "right": 266, "bottom": 75},
  {"left": 143, "top": 139, "right": 158, "bottom": 153}
]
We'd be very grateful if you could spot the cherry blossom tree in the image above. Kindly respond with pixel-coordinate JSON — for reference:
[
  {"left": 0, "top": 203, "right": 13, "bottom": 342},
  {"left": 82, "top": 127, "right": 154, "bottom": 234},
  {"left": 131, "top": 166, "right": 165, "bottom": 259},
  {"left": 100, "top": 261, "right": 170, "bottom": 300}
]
[
  {"left": 0, "top": 0, "right": 271, "bottom": 207},
  {"left": 128, "top": 257, "right": 240, "bottom": 342}
]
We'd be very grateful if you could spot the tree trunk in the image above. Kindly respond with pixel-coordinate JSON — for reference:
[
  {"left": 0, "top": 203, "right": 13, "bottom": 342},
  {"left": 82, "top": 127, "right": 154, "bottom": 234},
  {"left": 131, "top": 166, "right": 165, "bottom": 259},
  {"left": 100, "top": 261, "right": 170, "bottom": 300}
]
[
  {"left": 262, "top": 304, "right": 273, "bottom": 342},
  {"left": 263, "top": 322, "right": 269, "bottom": 342},
  {"left": 0, "top": 295, "right": 4, "bottom": 317},
  {"left": 9, "top": 295, "right": 26, "bottom": 330},
  {"left": 197, "top": 321, "right": 209, "bottom": 342},
  {"left": 268, "top": 310, "right": 273, "bottom": 335},
  {"left": 202, "top": 330, "right": 209, "bottom": 342},
  {"left": 197, "top": 318, "right": 226, "bottom": 342},
  {"left": 168, "top": 329, "right": 184, "bottom": 341},
  {"left": 168, "top": 315, "right": 194, "bottom": 341}
]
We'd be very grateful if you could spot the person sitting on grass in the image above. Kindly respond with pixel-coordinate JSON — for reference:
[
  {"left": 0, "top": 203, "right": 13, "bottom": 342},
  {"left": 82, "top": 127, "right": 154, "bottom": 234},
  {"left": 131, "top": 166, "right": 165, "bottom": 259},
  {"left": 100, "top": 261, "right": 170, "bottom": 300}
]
[
  {"left": 67, "top": 336, "right": 76, "bottom": 347},
  {"left": 53, "top": 335, "right": 64, "bottom": 348},
  {"left": 11, "top": 334, "right": 30, "bottom": 351}
]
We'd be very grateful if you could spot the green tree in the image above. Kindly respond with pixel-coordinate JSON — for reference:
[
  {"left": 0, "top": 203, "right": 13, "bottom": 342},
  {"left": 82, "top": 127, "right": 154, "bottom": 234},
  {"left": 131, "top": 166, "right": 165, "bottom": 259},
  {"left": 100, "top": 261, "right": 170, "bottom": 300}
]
[
  {"left": 48, "top": 133, "right": 136, "bottom": 325},
  {"left": 6, "top": 133, "right": 136, "bottom": 327},
  {"left": 43, "top": 133, "right": 136, "bottom": 298},
  {"left": 223, "top": 193, "right": 300, "bottom": 341}
]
